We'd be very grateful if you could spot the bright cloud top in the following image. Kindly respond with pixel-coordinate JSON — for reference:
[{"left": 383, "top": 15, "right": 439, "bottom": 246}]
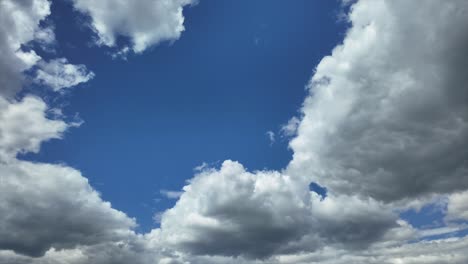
[{"left": 72, "top": 0, "right": 196, "bottom": 53}]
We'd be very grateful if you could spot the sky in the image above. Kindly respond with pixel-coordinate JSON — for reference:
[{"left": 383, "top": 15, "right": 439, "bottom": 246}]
[
  {"left": 19, "top": 0, "right": 345, "bottom": 232},
  {"left": 0, "top": 0, "right": 468, "bottom": 264}
]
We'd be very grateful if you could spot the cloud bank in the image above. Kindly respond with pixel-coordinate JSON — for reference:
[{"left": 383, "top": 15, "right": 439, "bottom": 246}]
[{"left": 1, "top": 0, "right": 467, "bottom": 263}]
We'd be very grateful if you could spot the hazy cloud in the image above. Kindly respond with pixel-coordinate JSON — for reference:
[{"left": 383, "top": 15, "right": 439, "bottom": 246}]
[
  {"left": 35, "top": 58, "right": 95, "bottom": 91},
  {"left": 160, "top": 190, "right": 184, "bottom": 199}
]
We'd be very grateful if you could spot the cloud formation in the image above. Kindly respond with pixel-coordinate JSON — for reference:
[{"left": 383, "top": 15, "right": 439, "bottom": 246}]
[
  {"left": 0, "top": 0, "right": 138, "bottom": 262},
  {"left": 287, "top": 0, "right": 468, "bottom": 202},
  {"left": 71, "top": 0, "right": 196, "bottom": 53},
  {"left": 35, "top": 58, "right": 95, "bottom": 91},
  {"left": 0, "top": 0, "right": 49, "bottom": 97},
  {"left": 0, "top": 96, "right": 67, "bottom": 161},
  {"left": 447, "top": 191, "right": 468, "bottom": 221},
  {"left": 0, "top": 160, "right": 136, "bottom": 257},
  {"left": 1, "top": 0, "right": 468, "bottom": 263},
  {"left": 157, "top": 161, "right": 395, "bottom": 259},
  {"left": 153, "top": 0, "right": 468, "bottom": 261}
]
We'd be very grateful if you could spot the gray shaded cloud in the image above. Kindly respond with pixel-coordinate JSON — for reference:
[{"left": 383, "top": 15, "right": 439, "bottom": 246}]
[
  {"left": 275, "top": 237, "right": 468, "bottom": 264},
  {"left": 287, "top": 0, "right": 468, "bottom": 202},
  {"left": 2, "top": 0, "right": 468, "bottom": 263},
  {"left": 0, "top": 1, "right": 136, "bottom": 260},
  {"left": 0, "top": 160, "right": 136, "bottom": 257},
  {"left": 156, "top": 161, "right": 396, "bottom": 259},
  {"left": 0, "top": 0, "right": 49, "bottom": 97}
]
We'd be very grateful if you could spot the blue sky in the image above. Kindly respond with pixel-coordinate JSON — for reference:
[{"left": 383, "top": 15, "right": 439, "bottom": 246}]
[
  {"left": 1, "top": 0, "right": 468, "bottom": 263},
  {"left": 22, "top": 0, "right": 346, "bottom": 231}
]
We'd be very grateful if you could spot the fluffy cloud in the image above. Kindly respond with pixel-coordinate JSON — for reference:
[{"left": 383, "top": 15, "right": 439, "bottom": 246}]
[
  {"left": 2, "top": 0, "right": 468, "bottom": 263},
  {"left": 0, "top": 161, "right": 136, "bottom": 257},
  {"left": 158, "top": 161, "right": 314, "bottom": 258},
  {"left": 0, "top": 86, "right": 136, "bottom": 261},
  {"left": 71, "top": 0, "right": 196, "bottom": 53},
  {"left": 280, "top": 116, "right": 300, "bottom": 138},
  {"left": 447, "top": 191, "right": 468, "bottom": 221},
  {"left": 0, "top": 0, "right": 139, "bottom": 262},
  {"left": 0, "top": 0, "right": 50, "bottom": 97},
  {"left": 154, "top": 0, "right": 468, "bottom": 261},
  {"left": 156, "top": 161, "right": 396, "bottom": 259},
  {"left": 0, "top": 96, "right": 68, "bottom": 161},
  {"left": 0, "top": 0, "right": 94, "bottom": 96},
  {"left": 35, "top": 58, "right": 95, "bottom": 91},
  {"left": 287, "top": 0, "right": 468, "bottom": 202}
]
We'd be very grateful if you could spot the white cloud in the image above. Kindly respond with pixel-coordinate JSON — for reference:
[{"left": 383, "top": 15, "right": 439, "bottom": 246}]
[
  {"left": 152, "top": 0, "right": 468, "bottom": 261},
  {"left": 194, "top": 162, "right": 209, "bottom": 172},
  {"left": 1, "top": 0, "right": 468, "bottom": 263},
  {"left": 35, "top": 58, "right": 95, "bottom": 91},
  {"left": 0, "top": 96, "right": 68, "bottom": 161},
  {"left": 275, "top": 236, "right": 468, "bottom": 264},
  {"left": 0, "top": 0, "right": 93, "bottom": 95},
  {"left": 447, "top": 190, "right": 468, "bottom": 221},
  {"left": 280, "top": 116, "right": 300, "bottom": 138},
  {"left": 71, "top": 0, "right": 196, "bottom": 53},
  {"left": 155, "top": 161, "right": 396, "bottom": 259},
  {"left": 0, "top": 160, "right": 137, "bottom": 257},
  {"left": 0, "top": 1, "right": 144, "bottom": 262},
  {"left": 0, "top": 0, "right": 51, "bottom": 97},
  {"left": 160, "top": 189, "right": 184, "bottom": 199},
  {"left": 287, "top": 0, "right": 468, "bottom": 202}
]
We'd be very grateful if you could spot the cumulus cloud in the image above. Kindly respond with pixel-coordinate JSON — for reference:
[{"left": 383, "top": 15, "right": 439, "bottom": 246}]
[
  {"left": 158, "top": 161, "right": 314, "bottom": 258},
  {"left": 0, "top": 0, "right": 50, "bottom": 97},
  {"left": 0, "top": 161, "right": 137, "bottom": 257},
  {"left": 0, "top": 96, "right": 68, "bottom": 161},
  {"left": 156, "top": 161, "right": 396, "bottom": 259},
  {"left": 2, "top": 0, "right": 468, "bottom": 263},
  {"left": 153, "top": 0, "right": 468, "bottom": 261},
  {"left": 0, "top": 95, "right": 143, "bottom": 261},
  {"left": 0, "top": 0, "right": 93, "bottom": 96},
  {"left": 447, "top": 190, "right": 468, "bottom": 221},
  {"left": 0, "top": 0, "right": 141, "bottom": 262},
  {"left": 35, "top": 58, "right": 95, "bottom": 91},
  {"left": 71, "top": 0, "right": 196, "bottom": 53},
  {"left": 287, "top": 0, "right": 468, "bottom": 202}
]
